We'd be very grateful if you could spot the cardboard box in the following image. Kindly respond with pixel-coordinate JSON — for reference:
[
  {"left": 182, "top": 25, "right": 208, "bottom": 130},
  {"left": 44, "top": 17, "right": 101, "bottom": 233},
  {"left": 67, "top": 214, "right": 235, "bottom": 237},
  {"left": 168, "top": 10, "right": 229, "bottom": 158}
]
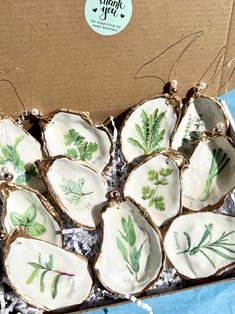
[
  {"left": 0, "top": 1, "right": 234, "bottom": 313},
  {"left": 0, "top": 0, "right": 234, "bottom": 123}
]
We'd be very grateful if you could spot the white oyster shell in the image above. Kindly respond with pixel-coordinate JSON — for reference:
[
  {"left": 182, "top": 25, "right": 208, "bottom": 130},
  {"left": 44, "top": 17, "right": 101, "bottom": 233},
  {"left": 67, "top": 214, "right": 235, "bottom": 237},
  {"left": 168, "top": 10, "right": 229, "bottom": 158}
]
[
  {"left": 182, "top": 135, "right": 235, "bottom": 211},
  {"left": 121, "top": 97, "right": 178, "bottom": 163},
  {"left": 44, "top": 157, "right": 108, "bottom": 229},
  {"left": 5, "top": 236, "right": 92, "bottom": 311},
  {"left": 0, "top": 118, "right": 44, "bottom": 191},
  {"left": 42, "top": 111, "right": 112, "bottom": 172},
  {"left": 172, "top": 96, "right": 228, "bottom": 156},
  {"left": 95, "top": 199, "right": 162, "bottom": 295},
  {"left": 2, "top": 186, "right": 62, "bottom": 246},
  {"left": 124, "top": 154, "right": 181, "bottom": 227},
  {"left": 164, "top": 212, "right": 235, "bottom": 279}
]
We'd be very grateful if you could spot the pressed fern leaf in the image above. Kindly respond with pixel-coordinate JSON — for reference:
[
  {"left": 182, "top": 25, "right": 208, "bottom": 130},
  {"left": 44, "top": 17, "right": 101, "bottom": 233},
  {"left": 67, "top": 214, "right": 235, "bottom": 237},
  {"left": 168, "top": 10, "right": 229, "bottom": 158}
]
[
  {"left": 128, "top": 109, "right": 166, "bottom": 155},
  {"left": 60, "top": 177, "right": 93, "bottom": 204}
]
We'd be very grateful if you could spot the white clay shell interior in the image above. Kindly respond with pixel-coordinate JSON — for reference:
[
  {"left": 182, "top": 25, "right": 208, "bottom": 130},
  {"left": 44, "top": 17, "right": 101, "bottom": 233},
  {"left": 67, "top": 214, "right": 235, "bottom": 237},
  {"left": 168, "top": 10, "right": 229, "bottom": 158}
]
[
  {"left": 172, "top": 97, "right": 228, "bottom": 156},
  {"left": 164, "top": 212, "right": 235, "bottom": 279},
  {"left": 95, "top": 200, "right": 162, "bottom": 295},
  {"left": 46, "top": 158, "right": 108, "bottom": 229},
  {"left": 121, "top": 98, "right": 178, "bottom": 163},
  {"left": 5, "top": 237, "right": 92, "bottom": 310},
  {"left": 0, "top": 119, "right": 44, "bottom": 191},
  {"left": 43, "top": 112, "right": 112, "bottom": 172},
  {"left": 3, "top": 189, "right": 62, "bottom": 246},
  {"left": 124, "top": 154, "right": 181, "bottom": 227},
  {"left": 182, "top": 136, "right": 235, "bottom": 210}
]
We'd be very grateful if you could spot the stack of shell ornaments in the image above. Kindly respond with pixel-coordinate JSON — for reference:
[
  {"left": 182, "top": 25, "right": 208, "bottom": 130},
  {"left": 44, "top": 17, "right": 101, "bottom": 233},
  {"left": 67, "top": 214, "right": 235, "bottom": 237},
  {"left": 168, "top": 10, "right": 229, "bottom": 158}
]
[
  {"left": 0, "top": 109, "right": 114, "bottom": 311},
  {"left": 120, "top": 81, "right": 235, "bottom": 284}
]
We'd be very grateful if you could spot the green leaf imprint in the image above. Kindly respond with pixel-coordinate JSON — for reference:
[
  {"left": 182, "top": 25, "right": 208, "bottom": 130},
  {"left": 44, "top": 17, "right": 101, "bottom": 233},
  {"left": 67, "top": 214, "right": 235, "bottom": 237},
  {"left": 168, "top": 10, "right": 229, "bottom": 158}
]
[
  {"left": 183, "top": 113, "right": 204, "bottom": 141},
  {"left": 63, "top": 129, "right": 98, "bottom": 161},
  {"left": 199, "top": 148, "right": 230, "bottom": 201},
  {"left": 0, "top": 136, "right": 38, "bottom": 183},
  {"left": 26, "top": 254, "right": 74, "bottom": 299},
  {"left": 25, "top": 206, "right": 37, "bottom": 223},
  {"left": 141, "top": 167, "right": 173, "bottom": 211},
  {"left": 10, "top": 205, "right": 46, "bottom": 237},
  {"left": 10, "top": 212, "right": 26, "bottom": 226},
  {"left": 127, "top": 109, "right": 166, "bottom": 155},
  {"left": 116, "top": 215, "right": 147, "bottom": 282},
  {"left": 26, "top": 222, "right": 46, "bottom": 237},
  {"left": 60, "top": 177, "right": 93, "bottom": 205},
  {"left": 178, "top": 224, "right": 235, "bottom": 269}
]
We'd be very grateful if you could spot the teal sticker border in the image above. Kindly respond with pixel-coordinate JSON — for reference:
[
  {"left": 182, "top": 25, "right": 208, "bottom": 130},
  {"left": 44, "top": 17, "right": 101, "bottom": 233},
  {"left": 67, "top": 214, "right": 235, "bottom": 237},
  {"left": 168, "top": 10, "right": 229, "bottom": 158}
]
[{"left": 85, "top": 0, "right": 132, "bottom": 36}]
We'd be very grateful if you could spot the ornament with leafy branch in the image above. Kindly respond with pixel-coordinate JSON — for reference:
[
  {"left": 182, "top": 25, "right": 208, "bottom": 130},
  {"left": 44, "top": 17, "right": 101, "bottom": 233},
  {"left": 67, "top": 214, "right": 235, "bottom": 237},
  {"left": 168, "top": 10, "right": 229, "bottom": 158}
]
[
  {"left": 116, "top": 215, "right": 147, "bottom": 282},
  {"left": 10, "top": 205, "right": 46, "bottom": 237},
  {"left": 60, "top": 177, "right": 93, "bottom": 205},
  {"left": 142, "top": 168, "right": 173, "bottom": 211},
  {"left": 178, "top": 223, "right": 235, "bottom": 268},
  {"left": 0, "top": 135, "right": 38, "bottom": 184},
  {"left": 127, "top": 109, "right": 166, "bottom": 155},
  {"left": 183, "top": 113, "right": 204, "bottom": 141},
  {"left": 200, "top": 148, "right": 230, "bottom": 201},
  {"left": 26, "top": 253, "right": 74, "bottom": 299},
  {"left": 63, "top": 129, "right": 98, "bottom": 161}
]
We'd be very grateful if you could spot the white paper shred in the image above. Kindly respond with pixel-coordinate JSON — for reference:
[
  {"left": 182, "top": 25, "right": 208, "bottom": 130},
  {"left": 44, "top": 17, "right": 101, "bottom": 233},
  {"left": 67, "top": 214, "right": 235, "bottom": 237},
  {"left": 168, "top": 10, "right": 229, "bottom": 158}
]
[
  {"left": 123, "top": 294, "right": 153, "bottom": 314},
  {"left": 1, "top": 119, "right": 235, "bottom": 313}
]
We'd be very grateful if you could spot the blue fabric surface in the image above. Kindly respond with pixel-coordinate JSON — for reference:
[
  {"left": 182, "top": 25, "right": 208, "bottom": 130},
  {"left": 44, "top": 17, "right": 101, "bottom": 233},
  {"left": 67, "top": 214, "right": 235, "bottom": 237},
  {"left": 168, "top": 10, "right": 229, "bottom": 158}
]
[
  {"left": 88, "top": 280, "right": 235, "bottom": 314},
  {"left": 88, "top": 89, "right": 235, "bottom": 314},
  {"left": 219, "top": 88, "right": 235, "bottom": 119}
]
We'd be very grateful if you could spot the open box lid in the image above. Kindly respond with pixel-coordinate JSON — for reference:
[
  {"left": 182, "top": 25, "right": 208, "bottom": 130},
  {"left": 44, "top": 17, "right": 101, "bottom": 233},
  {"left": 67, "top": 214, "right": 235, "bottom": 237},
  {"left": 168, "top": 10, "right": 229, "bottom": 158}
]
[{"left": 0, "top": 0, "right": 234, "bottom": 123}]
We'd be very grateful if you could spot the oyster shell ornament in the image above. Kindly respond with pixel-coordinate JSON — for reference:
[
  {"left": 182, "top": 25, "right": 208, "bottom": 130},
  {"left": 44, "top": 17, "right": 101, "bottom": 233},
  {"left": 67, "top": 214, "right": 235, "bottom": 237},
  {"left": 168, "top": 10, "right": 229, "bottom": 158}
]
[
  {"left": 95, "top": 196, "right": 163, "bottom": 295},
  {"left": 0, "top": 117, "right": 44, "bottom": 191},
  {"left": 124, "top": 151, "right": 186, "bottom": 227},
  {"left": 40, "top": 109, "right": 112, "bottom": 172},
  {"left": 172, "top": 84, "right": 229, "bottom": 157},
  {"left": 4, "top": 231, "right": 93, "bottom": 311},
  {"left": 39, "top": 156, "right": 108, "bottom": 229},
  {"left": 120, "top": 94, "right": 181, "bottom": 164},
  {"left": 182, "top": 132, "right": 235, "bottom": 211},
  {"left": 164, "top": 212, "right": 235, "bottom": 279},
  {"left": 1, "top": 183, "right": 63, "bottom": 246}
]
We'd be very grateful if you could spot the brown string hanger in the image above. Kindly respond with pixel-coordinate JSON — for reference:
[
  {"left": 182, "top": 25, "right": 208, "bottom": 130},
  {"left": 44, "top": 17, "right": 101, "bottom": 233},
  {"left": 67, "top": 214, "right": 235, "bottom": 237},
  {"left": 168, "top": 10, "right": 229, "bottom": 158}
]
[
  {"left": 0, "top": 68, "right": 41, "bottom": 122},
  {"left": 133, "top": 30, "right": 206, "bottom": 94}
]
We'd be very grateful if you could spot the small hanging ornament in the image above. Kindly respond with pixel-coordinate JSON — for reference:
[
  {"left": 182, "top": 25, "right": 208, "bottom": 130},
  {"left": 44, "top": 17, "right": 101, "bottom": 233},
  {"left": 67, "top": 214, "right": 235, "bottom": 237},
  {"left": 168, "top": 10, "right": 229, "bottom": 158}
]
[
  {"left": 40, "top": 109, "right": 113, "bottom": 173},
  {"left": 94, "top": 194, "right": 163, "bottom": 295},
  {"left": 171, "top": 82, "right": 229, "bottom": 157},
  {"left": 38, "top": 156, "right": 109, "bottom": 230},
  {"left": 182, "top": 131, "right": 235, "bottom": 211},
  {"left": 124, "top": 150, "right": 188, "bottom": 227},
  {"left": 164, "top": 212, "right": 235, "bottom": 279},
  {"left": 4, "top": 229, "right": 93, "bottom": 311},
  {"left": 0, "top": 115, "right": 45, "bottom": 192},
  {"left": 1, "top": 182, "right": 63, "bottom": 246},
  {"left": 120, "top": 80, "right": 181, "bottom": 164}
]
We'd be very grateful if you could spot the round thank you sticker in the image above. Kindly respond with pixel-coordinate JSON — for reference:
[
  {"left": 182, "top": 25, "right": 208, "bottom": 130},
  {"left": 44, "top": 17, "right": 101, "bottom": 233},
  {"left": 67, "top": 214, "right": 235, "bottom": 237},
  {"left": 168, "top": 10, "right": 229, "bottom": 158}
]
[{"left": 85, "top": 0, "right": 132, "bottom": 36}]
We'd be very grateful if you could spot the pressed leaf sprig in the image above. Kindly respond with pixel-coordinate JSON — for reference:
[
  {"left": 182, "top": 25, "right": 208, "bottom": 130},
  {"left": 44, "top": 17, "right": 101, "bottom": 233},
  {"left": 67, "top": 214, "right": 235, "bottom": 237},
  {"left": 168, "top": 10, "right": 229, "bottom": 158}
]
[
  {"left": 116, "top": 215, "right": 147, "bottom": 282},
  {"left": 26, "top": 254, "right": 74, "bottom": 299},
  {"left": 10, "top": 205, "right": 46, "bottom": 237},
  {"left": 178, "top": 223, "right": 235, "bottom": 268},
  {"left": 64, "top": 129, "right": 98, "bottom": 161},
  {"left": 200, "top": 148, "right": 230, "bottom": 201},
  {"left": 60, "top": 177, "right": 93, "bottom": 205},
  {"left": 183, "top": 113, "right": 204, "bottom": 141},
  {"left": 128, "top": 109, "right": 166, "bottom": 155},
  {"left": 142, "top": 168, "right": 173, "bottom": 211},
  {"left": 0, "top": 136, "right": 38, "bottom": 184}
]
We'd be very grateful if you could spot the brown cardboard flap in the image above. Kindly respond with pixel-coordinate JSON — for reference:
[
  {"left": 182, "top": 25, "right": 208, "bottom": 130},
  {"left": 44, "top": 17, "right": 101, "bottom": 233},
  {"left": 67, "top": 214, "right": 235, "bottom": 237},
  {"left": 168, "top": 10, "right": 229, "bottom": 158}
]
[{"left": 0, "top": 0, "right": 234, "bottom": 123}]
